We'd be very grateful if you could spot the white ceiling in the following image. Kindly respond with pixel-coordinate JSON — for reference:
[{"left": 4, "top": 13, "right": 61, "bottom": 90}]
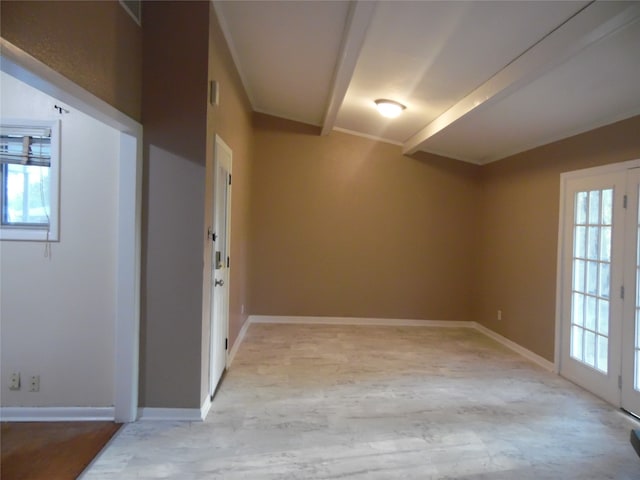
[{"left": 214, "top": 0, "right": 640, "bottom": 164}]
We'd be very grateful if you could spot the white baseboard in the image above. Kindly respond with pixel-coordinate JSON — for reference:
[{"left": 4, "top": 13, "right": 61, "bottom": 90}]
[
  {"left": 249, "top": 315, "right": 473, "bottom": 328},
  {"left": 246, "top": 315, "right": 554, "bottom": 372},
  {"left": 228, "top": 317, "right": 251, "bottom": 367},
  {"left": 472, "top": 323, "right": 555, "bottom": 371},
  {"left": 200, "top": 395, "right": 212, "bottom": 421},
  {"left": 136, "top": 320, "right": 248, "bottom": 423},
  {"left": 137, "top": 407, "right": 202, "bottom": 421},
  {"left": 0, "top": 406, "right": 115, "bottom": 422}
]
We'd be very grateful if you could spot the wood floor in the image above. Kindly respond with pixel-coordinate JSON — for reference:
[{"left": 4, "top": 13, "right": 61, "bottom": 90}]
[{"left": 1, "top": 421, "right": 120, "bottom": 480}]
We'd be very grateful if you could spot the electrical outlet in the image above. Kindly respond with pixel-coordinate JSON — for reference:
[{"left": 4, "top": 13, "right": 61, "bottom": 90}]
[
  {"left": 10, "top": 372, "right": 21, "bottom": 390},
  {"left": 241, "top": 304, "right": 245, "bottom": 314},
  {"left": 29, "top": 375, "right": 40, "bottom": 392},
  {"left": 497, "top": 309, "right": 502, "bottom": 321}
]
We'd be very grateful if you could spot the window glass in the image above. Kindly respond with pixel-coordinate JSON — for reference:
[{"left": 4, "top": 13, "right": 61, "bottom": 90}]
[
  {"left": 0, "top": 119, "right": 59, "bottom": 241},
  {"left": 2, "top": 164, "right": 50, "bottom": 226}
]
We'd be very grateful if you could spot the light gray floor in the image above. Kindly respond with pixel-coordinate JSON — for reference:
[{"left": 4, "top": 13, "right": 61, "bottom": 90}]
[{"left": 84, "top": 324, "right": 640, "bottom": 479}]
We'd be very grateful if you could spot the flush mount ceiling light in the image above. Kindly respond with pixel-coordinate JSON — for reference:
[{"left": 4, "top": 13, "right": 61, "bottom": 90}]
[{"left": 374, "top": 99, "right": 406, "bottom": 118}]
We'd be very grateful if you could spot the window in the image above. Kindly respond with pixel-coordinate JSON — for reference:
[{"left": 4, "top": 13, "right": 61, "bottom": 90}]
[{"left": 0, "top": 120, "right": 60, "bottom": 241}]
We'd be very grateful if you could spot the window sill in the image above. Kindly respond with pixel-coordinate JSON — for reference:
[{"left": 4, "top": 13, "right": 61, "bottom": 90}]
[{"left": 0, "top": 227, "right": 58, "bottom": 242}]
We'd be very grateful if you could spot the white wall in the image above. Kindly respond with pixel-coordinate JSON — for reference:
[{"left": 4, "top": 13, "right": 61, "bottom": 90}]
[{"left": 0, "top": 71, "right": 118, "bottom": 407}]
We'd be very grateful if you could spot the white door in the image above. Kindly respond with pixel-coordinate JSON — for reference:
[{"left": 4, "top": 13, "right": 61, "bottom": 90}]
[
  {"left": 210, "top": 135, "right": 232, "bottom": 398},
  {"left": 560, "top": 172, "right": 625, "bottom": 406},
  {"left": 559, "top": 164, "right": 640, "bottom": 416},
  {"left": 622, "top": 169, "right": 640, "bottom": 415}
]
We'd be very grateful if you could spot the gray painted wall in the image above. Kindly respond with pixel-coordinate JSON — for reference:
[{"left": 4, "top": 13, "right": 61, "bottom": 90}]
[{"left": 140, "top": 1, "right": 209, "bottom": 409}]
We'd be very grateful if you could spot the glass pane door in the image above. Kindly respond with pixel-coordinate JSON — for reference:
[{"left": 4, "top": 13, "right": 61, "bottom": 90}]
[
  {"left": 570, "top": 188, "right": 612, "bottom": 373},
  {"left": 560, "top": 172, "right": 625, "bottom": 407}
]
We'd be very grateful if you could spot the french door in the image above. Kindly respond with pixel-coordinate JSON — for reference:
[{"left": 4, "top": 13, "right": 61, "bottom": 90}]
[
  {"left": 559, "top": 163, "right": 640, "bottom": 416},
  {"left": 622, "top": 169, "right": 640, "bottom": 415}
]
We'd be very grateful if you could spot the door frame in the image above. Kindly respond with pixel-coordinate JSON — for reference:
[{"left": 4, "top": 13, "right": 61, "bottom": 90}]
[
  {"left": 555, "top": 159, "right": 640, "bottom": 398},
  {"left": 209, "top": 134, "right": 232, "bottom": 399},
  {"left": 622, "top": 168, "right": 640, "bottom": 414},
  {"left": 1, "top": 39, "right": 142, "bottom": 422}
]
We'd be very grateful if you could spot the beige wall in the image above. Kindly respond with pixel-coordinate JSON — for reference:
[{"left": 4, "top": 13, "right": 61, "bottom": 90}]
[
  {"left": 476, "top": 115, "right": 640, "bottom": 361},
  {"left": 140, "top": 0, "right": 210, "bottom": 409},
  {"left": 249, "top": 113, "right": 640, "bottom": 363},
  {"left": 6, "top": 0, "right": 640, "bottom": 407},
  {"left": 249, "top": 114, "right": 481, "bottom": 321},
  {"left": 200, "top": 5, "right": 254, "bottom": 405},
  {"left": 1, "top": 0, "right": 142, "bottom": 121}
]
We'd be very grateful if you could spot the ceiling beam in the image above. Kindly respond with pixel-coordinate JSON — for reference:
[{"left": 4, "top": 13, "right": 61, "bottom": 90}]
[
  {"left": 320, "top": 1, "right": 377, "bottom": 136},
  {"left": 403, "top": 1, "right": 640, "bottom": 155}
]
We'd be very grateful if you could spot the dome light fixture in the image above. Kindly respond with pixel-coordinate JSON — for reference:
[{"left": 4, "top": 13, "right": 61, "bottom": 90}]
[{"left": 374, "top": 99, "right": 406, "bottom": 118}]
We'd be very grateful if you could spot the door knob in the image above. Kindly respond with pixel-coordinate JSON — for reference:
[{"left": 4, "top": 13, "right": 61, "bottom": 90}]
[{"left": 214, "top": 279, "right": 224, "bottom": 287}]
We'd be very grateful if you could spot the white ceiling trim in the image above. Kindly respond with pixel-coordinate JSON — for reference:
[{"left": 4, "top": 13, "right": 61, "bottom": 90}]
[
  {"left": 320, "top": 1, "right": 377, "bottom": 136},
  {"left": 403, "top": 1, "right": 640, "bottom": 156},
  {"left": 333, "top": 126, "right": 402, "bottom": 147},
  {"left": 212, "top": 1, "right": 257, "bottom": 108}
]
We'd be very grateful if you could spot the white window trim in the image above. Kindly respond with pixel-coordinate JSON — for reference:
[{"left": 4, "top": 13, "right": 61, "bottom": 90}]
[{"left": 0, "top": 118, "right": 60, "bottom": 241}]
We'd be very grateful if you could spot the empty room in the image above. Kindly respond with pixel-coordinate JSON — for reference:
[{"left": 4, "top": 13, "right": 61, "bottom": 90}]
[{"left": 1, "top": 1, "right": 640, "bottom": 478}]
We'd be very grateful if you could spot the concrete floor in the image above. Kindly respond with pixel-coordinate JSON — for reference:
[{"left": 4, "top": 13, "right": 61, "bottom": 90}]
[{"left": 83, "top": 324, "right": 640, "bottom": 479}]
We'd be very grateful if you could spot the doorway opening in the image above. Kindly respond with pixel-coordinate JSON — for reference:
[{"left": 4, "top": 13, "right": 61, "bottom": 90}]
[{"left": 1, "top": 39, "right": 142, "bottom": 422}]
